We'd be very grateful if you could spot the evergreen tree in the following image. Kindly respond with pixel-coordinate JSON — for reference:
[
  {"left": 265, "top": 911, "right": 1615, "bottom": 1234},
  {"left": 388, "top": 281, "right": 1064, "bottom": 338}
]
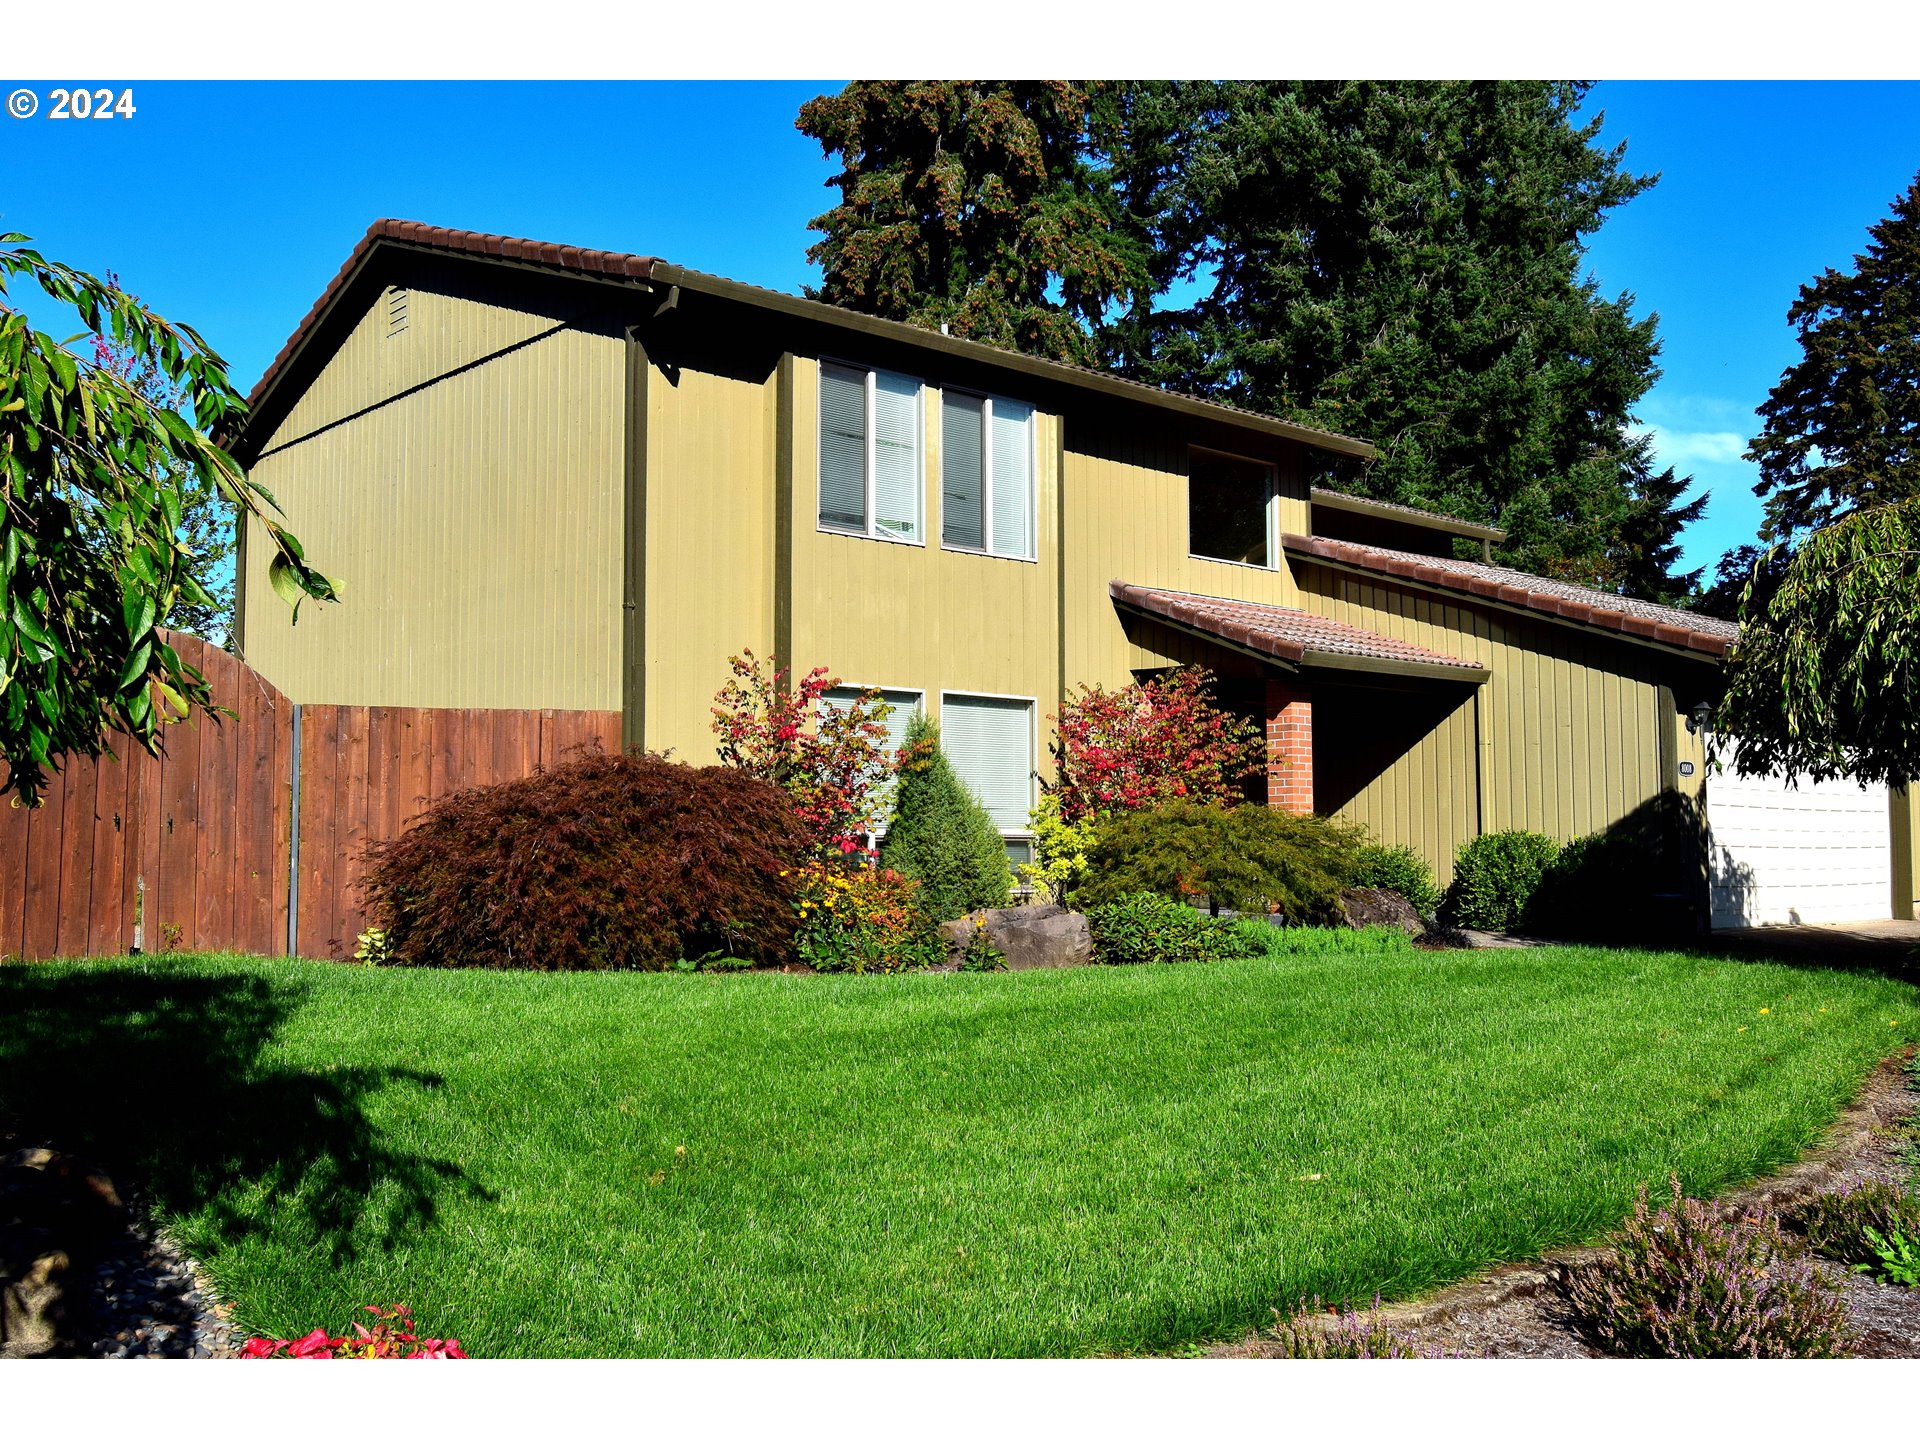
[
  {"left": 796, "top": 81, "right": 1147, "bottom": 365},
  {"left": 1748, "top": 171, "right": 1920, "bottom": 540},
  {"left": 878, "top": 712, "right": 1012, "bottom": 922},
  {"left": 795, "top": 80, "right": 1705, "bottom": 599},
  {"left": 1599, "top": 437, "right": 1708, "bottom": 605},
  {"left": 1121, "top": 81, "right": 1685, "bottom": 587}
]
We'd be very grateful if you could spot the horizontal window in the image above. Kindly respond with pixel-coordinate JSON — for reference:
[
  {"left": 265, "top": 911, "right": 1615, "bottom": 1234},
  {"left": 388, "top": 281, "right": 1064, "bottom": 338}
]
[
  {"left": 820, "top": 363, "right": 923, "bottom": 543},
  {"left": 942, "top": 693, "right": 1035, "bottom": 837},
  {"left": 1189, "top": 451, "right": 1275, "bottom": 568},
  {"left": 942, "top": 391, "right": 1034, "bottom": 559}
]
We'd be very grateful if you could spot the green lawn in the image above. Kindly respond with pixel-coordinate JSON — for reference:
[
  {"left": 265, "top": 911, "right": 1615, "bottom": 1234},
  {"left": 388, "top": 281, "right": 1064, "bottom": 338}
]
[{"left": 2, "top": 941, "right": 1914, "bottom": 1357}]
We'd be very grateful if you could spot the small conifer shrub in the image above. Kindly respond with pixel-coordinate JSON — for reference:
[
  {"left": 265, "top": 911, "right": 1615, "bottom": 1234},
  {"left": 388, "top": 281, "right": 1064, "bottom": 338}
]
[{"left": 877, "top": 712, "right": 1012, "bottom": 923}]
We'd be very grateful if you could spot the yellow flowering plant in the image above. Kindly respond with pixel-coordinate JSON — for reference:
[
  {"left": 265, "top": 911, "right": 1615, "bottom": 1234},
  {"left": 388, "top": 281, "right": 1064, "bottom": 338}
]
[{"left": 791, "top": 859, "right": 946, "bottom": 973}]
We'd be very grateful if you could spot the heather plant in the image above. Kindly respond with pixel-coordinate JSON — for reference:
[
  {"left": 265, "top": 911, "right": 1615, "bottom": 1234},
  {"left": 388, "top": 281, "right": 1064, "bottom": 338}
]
[
  {"left": 1265, "top": 1297, "right": 1451, "bottom": 1358},
  {"left": 1046, "top": 667, "right": 1264, "bottom": 825},
  {"left": 878, "top": 712, "right": 1012, "bottom": 922},
  {"left": 1564, "top": 1175, "right": 1856, "bottom": 1358},
  {"left": 1078, "top": 800, "right": 1362, "bottom": 921},
  {"left": 1791, "top": 1178, "right": 1920, "bottom": 1268},
  {"left": 711, "top": 651, "right": 905, "bottom": 856},
  {"left": 359, "top": 751, "right": 809, "bottom": 971},
  {"left": 1085, "top": 891, "right": 1251, "bottom": 965},
  {"left": 1350, "top": 842, "right": 1442, "bottom": 917},
  {"left": 1442, "top": 830, "right": 1559, "bottom": 931},
  {"left": 791, "top": 860, "right": 947, "bottom": 974}
]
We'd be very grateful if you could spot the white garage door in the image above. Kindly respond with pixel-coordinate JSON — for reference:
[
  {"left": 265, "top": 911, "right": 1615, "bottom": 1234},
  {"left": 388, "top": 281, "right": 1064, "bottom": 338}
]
[{"left": 1706, "top": 766, "right": 1890, "bottom": 928}]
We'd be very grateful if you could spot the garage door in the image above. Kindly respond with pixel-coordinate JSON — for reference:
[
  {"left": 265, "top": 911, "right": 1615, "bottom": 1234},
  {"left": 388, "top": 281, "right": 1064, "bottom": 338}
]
[{"left": 1706, "top": 766, "right": 1890, "bottom": 928}]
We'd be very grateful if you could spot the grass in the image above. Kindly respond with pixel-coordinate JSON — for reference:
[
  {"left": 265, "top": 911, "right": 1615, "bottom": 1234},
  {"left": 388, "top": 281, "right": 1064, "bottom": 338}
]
[{"left": 2, "top": 940, "right": 1915, "bottom": 1357}]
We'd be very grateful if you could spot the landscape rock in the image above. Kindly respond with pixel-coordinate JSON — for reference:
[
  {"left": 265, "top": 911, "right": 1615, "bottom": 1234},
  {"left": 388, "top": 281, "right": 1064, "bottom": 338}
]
[
  {"left": 940, "top": 903, "right": 1094, "bottom": 970},
  {"left": 1335, "top": 886, "right": 1425, "bottom": 939},
  {"left": 0, "top": 1226, "right": 70, "bottom": 1358}
]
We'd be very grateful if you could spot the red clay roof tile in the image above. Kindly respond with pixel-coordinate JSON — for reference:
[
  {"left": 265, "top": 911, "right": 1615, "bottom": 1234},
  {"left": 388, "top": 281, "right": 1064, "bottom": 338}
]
[{"left": 1281, "top": 534, "right": 1737, "bottom": 658}]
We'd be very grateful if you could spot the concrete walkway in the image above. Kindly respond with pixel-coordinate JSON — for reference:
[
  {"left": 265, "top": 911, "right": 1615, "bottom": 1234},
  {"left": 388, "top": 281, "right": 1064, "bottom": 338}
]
[{"left": 1707, "top": 918, "right": 1920, "bottom": 975}]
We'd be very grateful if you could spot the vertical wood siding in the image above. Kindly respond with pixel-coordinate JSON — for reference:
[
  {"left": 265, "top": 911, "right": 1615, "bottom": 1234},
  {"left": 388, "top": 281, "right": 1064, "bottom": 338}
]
[
  {"left": 1294, "top": 565, "right": 1684, "bottom": 882},
  {"left": 240, "top": 284, "right": 624, "bottom": 711},
  {"left": 638, "top": 362, "right": 778, "bottom": 758},
  {"left": 1062, "top": 419, "right": 1306, "bottom": 692},
  {"left": 748, "top": 358, "right": 1062, "bottom": 767}
]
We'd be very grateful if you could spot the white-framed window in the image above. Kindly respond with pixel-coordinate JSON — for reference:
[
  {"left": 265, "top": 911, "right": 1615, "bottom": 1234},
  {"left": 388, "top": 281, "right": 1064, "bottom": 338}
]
[
  {"left": 941, "top": 692, "right": 1037, "bottom": 870},
  {"left": 941, "top": 390, "right": 1035, "bottom": 559},
  {"left": 819, "top": 362, "right": 924, "bottom": 543},
  {"left": 1188, "top": 448, "right": 1276, "bottom": 569},
  {"left": 822, "top": 685, "right": 924, "bottom": 831}
]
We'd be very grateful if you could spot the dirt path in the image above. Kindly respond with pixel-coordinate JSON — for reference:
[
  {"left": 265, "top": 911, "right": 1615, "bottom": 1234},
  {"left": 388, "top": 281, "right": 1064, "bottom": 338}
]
[{"left": 1210, "top": 1050, "right": 1920, "bottom": 1358}]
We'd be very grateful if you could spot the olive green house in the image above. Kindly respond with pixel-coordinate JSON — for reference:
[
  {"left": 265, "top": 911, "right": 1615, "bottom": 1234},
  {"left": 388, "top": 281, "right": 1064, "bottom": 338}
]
[{"left": 232, "top": 219, "right": 1739, "bottom": 895}]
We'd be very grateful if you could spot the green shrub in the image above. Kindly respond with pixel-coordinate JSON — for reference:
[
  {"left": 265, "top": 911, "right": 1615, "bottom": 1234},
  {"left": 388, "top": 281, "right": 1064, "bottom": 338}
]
[
  {"left": 1230, "top": 921, "right": 1417, "bottom": 959},
  {"left": 878, "top": 713, "right": 1012, "bottom": 923},
  {"left": 1078, "top": 800, "right": 1362, "bottom": 921},
  {"left": 1441, "top": 830, "right": 1559, "bottom": 931},
  {"left": 1563, "top": 1176, "right": 1854, "bottom": 1357},
  {"left": 1525, "top": 830, "right": 1674, "bottom": 939},
  {"left": 360, "top": 751, "right": 809, "bottom": 970},
  {"left": 1019, "top": 793, "right": 1097, "bottom": 907},
  {"left": 1350, "top": 843, "right": 1441, "bottom": 916},
  {"left": 1085, "top": 892, "right": 1252, "bottom": 964}
]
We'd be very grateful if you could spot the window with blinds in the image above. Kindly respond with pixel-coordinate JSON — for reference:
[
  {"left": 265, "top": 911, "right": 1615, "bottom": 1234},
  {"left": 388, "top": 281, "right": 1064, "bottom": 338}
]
[
  {"left": 941, "top": 391, "right": 1034, "bottom": 559},
  {"left": 819, "top": 363, "right": 923, "bottom": 542},
  {"left": 941, "top": 694, "right": 1035, "bottom": 837}
]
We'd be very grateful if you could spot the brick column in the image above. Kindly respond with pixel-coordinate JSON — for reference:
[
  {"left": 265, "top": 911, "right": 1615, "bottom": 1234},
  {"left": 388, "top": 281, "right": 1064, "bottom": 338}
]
[{"left": 1265, "top": 678, "right": 1314, "bottom": 815}]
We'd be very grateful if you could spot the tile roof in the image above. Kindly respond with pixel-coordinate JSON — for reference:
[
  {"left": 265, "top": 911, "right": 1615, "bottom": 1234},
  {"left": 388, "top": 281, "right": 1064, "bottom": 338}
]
[
  {"left": 237, "top": 219, "right": 1374, "bottom": 460},
  {"left": 1282, "top": 534, "right": 1739, "bottom": 658},
  {"left": 1109, "top": 581, "right": 1486, "bottom": 675}
]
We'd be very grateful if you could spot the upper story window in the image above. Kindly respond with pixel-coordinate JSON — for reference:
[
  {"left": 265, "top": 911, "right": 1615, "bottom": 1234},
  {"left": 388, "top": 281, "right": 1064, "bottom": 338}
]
[
  {"left": 819, "top": 362, "right": 924, "bottom": 543},
  {"left": 1188, "top": 450, "right": 1275, "bottom": 568},
  {"left": 942, "top": 391, "right": 1034, "bottom": 559}
]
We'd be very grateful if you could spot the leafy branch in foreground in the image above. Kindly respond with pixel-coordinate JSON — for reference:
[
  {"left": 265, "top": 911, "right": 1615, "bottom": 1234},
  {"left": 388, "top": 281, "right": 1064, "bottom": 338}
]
[{"left": 0, "top": 234, "right": 337, "bottom": 803}]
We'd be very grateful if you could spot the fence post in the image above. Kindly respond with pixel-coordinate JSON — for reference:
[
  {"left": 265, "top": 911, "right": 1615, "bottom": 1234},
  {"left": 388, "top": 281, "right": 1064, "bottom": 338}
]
[{"left": 287, "top": 704, "right": 302, "bottom": 956}]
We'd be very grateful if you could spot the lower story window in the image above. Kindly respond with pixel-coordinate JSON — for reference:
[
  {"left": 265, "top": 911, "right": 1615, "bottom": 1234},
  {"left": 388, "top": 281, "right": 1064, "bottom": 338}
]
[{"left": 942, "top": 692, "right": 1035, "bottom": 867}]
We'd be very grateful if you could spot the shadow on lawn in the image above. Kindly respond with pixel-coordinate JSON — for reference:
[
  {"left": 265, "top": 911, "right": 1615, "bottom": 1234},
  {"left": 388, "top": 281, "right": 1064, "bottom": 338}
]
[{"left": 0, "top": 963, "right": 490, "bottom": 1258}]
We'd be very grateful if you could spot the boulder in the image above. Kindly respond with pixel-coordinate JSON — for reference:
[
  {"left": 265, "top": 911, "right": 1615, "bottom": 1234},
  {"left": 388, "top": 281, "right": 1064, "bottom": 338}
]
[
  {"left": 1336, "top": 886, "right": 1425, "bottom": 939},
  {"left": 939, "top": 903, "right": 1094, "bottom": 970},
  {"left": 0, "top": 1229, "right": 68, "bottom": 1359},
  {"left": 0, "top": 1147, "right": 127, "bottom": 1358}
]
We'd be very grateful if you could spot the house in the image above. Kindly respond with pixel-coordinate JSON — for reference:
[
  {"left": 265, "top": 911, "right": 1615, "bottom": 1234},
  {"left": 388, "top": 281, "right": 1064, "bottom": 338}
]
[{"left": 229, "top": 219, "right": 1906, "bottom": 920}]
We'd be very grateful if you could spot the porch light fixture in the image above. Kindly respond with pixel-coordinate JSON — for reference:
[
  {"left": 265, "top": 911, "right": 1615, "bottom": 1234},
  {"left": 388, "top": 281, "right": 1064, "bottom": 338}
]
[{"left": 1686, "top": 701, "right": 1713, "bottom": 735}]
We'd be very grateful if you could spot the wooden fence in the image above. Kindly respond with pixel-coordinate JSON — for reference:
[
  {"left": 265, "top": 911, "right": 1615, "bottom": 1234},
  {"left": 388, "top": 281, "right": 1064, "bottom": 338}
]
[{"left": 0, "top": 633, "right": 621, "bottom": 961}]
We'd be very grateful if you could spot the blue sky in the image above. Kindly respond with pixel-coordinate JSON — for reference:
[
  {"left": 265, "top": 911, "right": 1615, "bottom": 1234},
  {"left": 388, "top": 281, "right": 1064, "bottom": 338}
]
[{"left": 3, "top": 79, "right": 1917, "bottom": 575}]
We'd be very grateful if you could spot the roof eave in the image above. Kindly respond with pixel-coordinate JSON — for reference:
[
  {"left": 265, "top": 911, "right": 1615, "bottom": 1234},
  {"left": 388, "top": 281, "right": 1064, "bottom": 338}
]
[
  {"left": 1308, "top": 487, "right": 1507, "bottom": 543},
  {"left": 649, "top": 262, "right": 1378, "bottom": 461}
]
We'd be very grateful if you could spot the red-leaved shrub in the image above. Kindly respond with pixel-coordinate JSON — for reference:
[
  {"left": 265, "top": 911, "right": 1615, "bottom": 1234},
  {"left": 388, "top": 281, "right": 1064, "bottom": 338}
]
[
  {"left": 241, "top": 1304, "right": 466, "bottom": 1358},
  {"left": 359, "top": 751, "right": 809, "bottom": 970}
]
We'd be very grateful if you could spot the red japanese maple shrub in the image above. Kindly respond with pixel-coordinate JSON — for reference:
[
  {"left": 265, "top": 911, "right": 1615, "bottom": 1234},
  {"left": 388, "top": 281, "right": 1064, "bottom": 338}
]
[
  {"left": 1047, "top": 667, "right": 1264, "bottom": 824},
  {"left": 711, "top": 651, "right": 914, "bottom": 856},
  {"left": 359, "top": 751, "right": 808, "bottom": 970}
]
